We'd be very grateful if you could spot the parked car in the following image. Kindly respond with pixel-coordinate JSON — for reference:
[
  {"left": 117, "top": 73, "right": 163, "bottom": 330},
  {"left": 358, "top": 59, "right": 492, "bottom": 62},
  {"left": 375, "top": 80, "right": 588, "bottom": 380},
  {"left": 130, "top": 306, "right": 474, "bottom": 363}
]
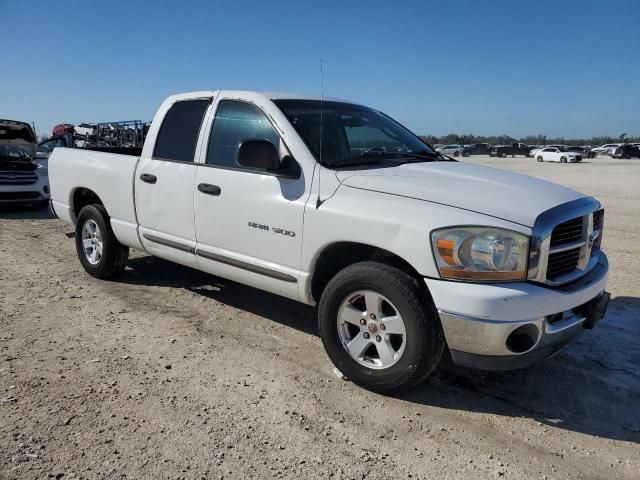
[
  {"left": 591, "top": 144, "right": 622, "bottom": 157},
  {"left": 535, "top": 147, "right": 583, "bottom": 163},
  {"left": 436, "top": 144, "right": 464, "bottom": 157},
  {"left": 564, "top": 146, "right": 594, "bottom": 159},
  {"left": 461, "top": 143, "right": 492, "bottom": 157},
  {"left": 49, "top": 90, "right": 610, "bottom": 393},
  {"left": 611, "top": 144, "right": 640, "bottom": 159},
  {"left": 529, "top": 145, "right": 566, "bottom": 159},
  {"left": 0, "top": 119, "right": 49, "bottom": 207},
  {"left": 490, "top": 143, "right": 531, "bottom": 157},
  {"left": 52, "top": 123, "right": 75, "bottom": 137}
]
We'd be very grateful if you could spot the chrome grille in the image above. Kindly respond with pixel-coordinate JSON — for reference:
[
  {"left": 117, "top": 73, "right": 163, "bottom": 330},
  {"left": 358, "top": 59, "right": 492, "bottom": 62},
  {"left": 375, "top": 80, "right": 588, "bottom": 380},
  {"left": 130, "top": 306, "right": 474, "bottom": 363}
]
[
  {"left": 528, "top": 198, "right": 603, "bottom": 286},
  {"left": 550, "top": 217, "right": 583, "bottom": 247},
  {"left": 593, "top": 209, "right": 603, "bottom": 232},
  {"left": 547, "top": 247, "right": 581, "bottom": 278},
  {"left": 0, "top": 171, "right": 37, "bottom": 186}
]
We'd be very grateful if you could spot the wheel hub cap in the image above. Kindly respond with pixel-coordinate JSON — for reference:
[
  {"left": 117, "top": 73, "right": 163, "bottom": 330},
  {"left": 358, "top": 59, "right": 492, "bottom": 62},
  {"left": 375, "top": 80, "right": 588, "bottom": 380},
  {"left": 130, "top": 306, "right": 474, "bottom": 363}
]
[
  {"left": 336, "top": 290, "right": 407, "bottom": 370},
  {"left": 81, "top": 219, "right": 103, "bottom": 265}
]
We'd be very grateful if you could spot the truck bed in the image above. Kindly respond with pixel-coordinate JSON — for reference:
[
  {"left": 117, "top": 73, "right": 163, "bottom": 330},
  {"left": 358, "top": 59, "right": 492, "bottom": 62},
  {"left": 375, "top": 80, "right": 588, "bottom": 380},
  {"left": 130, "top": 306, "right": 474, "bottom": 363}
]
[{"left": 49, "top": 147, "right": 142, "bottom": 248}]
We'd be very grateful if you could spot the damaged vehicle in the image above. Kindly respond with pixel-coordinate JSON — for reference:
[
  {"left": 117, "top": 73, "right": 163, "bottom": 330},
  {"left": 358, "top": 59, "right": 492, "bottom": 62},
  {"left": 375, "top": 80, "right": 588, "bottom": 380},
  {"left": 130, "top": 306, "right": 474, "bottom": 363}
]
[{"left": 0, "top": 119, "right": 49, "bottom": 207}]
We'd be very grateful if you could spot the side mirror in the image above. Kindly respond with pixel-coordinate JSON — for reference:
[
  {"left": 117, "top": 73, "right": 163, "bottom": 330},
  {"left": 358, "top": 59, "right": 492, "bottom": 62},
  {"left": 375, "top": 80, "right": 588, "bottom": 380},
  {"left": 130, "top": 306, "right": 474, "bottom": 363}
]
[{"left": 237, "top": 140, "right": 280, "bottom": 170}]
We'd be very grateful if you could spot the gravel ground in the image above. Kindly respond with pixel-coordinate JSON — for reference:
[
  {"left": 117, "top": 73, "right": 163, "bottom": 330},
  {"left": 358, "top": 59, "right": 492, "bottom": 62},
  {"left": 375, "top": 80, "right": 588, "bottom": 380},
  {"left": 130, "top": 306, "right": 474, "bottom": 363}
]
[{"left": 1, "top": 155, "right": 638, "bottom": 479}]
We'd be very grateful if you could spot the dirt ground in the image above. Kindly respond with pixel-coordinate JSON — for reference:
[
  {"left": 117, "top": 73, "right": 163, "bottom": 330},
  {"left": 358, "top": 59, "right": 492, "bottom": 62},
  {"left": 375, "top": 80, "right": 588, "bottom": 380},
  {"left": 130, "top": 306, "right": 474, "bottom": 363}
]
[{"left": 1, "top": 156, "right": 638, "bottom": 480}]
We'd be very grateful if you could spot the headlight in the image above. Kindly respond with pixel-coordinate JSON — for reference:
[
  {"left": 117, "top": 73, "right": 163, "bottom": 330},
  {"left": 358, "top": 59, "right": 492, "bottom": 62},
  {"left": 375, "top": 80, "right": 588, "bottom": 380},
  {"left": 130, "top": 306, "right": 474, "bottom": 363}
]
[{"left": 431, "top": 227, "right": 529, "bottom": 282}]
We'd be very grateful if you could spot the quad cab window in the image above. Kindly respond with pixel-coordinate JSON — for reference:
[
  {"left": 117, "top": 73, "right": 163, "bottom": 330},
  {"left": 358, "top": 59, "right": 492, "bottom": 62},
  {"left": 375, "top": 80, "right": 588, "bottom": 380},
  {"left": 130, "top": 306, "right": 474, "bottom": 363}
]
[{"left": 153, "top": 99, "right": 210, "bottom": 162}]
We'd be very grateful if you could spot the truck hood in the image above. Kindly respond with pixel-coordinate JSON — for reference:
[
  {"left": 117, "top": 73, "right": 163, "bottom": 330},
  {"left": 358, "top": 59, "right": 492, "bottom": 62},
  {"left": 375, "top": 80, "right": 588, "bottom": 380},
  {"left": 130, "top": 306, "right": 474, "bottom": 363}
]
[{"left": 336, "top": 162, "right": 586, "bottom": 227}]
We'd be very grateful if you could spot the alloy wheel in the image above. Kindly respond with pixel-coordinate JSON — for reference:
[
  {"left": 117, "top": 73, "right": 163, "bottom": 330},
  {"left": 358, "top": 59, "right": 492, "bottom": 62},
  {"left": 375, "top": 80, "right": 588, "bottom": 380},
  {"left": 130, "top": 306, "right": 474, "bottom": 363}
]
[
  {"left": 336, "top": 290, "right": 407, "bottom": 369},
  {"left": 81, "top": 219, "right": 103, "bottom": 265}
]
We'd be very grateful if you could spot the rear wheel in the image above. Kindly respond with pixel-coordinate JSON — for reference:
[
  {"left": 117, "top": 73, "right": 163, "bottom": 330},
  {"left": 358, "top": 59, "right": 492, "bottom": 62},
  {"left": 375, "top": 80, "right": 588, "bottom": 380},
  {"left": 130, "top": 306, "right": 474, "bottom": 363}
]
[
  {"left": 318, "top": 261, "right": 444, "bottom": 393},
  {"left": 453, "top": 151, "right": 460, "bottom": 157},
  {"left": 499, "top": 152, "right": 507, "bottom": 158},
  {"left": 462, "top": 151, "right": 470, "bottom": 157},
  {"left": 75, "top": 204, "right": 128, "bottom": 278}
]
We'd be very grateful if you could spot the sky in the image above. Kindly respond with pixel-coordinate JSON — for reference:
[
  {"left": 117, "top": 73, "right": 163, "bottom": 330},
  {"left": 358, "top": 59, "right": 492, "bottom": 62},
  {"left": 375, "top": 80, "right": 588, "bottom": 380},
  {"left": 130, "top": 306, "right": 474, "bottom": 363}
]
[{"left": 1, "top": 0, "right": 638, "bottom": 139}]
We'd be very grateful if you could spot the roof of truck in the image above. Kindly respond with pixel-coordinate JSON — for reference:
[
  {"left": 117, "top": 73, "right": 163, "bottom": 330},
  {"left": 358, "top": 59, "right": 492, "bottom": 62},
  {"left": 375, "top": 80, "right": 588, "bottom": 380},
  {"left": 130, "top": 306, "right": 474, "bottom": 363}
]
[{"left": 166, "top": 90, "right": 350, "bottom": 104}]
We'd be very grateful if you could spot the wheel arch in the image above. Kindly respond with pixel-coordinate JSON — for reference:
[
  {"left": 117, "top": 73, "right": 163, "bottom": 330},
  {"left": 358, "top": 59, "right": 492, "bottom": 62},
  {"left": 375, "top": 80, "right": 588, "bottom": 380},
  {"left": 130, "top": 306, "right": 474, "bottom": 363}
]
[
  {"left": 309, "top": 241, "right": 425, "bottom": 303},
  {"left": 70, "top": 187, "right": 105, "bottom": 224}
]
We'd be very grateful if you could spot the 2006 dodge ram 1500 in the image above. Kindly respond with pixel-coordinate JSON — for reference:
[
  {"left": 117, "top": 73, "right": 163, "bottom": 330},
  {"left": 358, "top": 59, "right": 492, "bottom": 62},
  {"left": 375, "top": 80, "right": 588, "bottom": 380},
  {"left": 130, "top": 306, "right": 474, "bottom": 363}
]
[{"left": 49, "top": 91, "right": 610, "bottom": 393}]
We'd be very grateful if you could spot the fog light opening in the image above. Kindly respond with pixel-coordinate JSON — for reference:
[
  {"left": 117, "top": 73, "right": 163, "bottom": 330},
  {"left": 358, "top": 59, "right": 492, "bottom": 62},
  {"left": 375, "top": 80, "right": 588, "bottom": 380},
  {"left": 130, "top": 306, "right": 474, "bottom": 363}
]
[{"left": 506, "top": 324, "right": 539, "bottom": 354}]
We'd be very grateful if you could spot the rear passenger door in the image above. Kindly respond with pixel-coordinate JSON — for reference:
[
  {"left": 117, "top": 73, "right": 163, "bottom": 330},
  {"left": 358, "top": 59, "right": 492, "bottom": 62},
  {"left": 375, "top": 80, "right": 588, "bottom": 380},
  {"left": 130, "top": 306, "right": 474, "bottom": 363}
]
[{"left": 135, "top": 98, "right": 211, "bottom": 268}]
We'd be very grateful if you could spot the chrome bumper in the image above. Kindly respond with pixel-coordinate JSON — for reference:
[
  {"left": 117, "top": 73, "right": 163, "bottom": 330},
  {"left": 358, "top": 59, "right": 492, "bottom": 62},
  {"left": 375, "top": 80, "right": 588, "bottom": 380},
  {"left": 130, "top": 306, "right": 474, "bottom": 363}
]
[{"left": 433, "top": 255, "right": 609, "bottom": 371}]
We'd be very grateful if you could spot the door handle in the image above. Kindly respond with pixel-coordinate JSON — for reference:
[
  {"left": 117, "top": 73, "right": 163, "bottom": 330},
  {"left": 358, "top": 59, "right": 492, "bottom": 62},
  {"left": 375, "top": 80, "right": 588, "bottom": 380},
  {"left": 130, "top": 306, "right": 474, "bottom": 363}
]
[
  {"left": 140, "top": 173, "right": 157, "bottom": 184},
  {"left": 198, "top": 183, "right": 222, "bottom": 196}
]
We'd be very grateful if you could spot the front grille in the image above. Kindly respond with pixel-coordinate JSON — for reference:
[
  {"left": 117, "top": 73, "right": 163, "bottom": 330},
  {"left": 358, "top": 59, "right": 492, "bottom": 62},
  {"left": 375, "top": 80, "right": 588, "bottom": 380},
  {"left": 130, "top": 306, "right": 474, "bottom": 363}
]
[
  {"left": 0, "top": 191, "right": 41, "bottom": 200},
  {"left": 531, "top": 200, "right": 604, "bottom": 286},
  {"left": 547, "top": 247, "right": 581, "bottom": 279},
  {"left": 593, "top": 209, "right": 603, "bottom": 231},
  {"left": 0, "top": 171, "right": 37, "bottom": 186},
  {"left": 575, "top": 155, "right": 582, "bottom": 161},
  {"left": 550, "top": 217, "right": 583, "bottom": 247}
]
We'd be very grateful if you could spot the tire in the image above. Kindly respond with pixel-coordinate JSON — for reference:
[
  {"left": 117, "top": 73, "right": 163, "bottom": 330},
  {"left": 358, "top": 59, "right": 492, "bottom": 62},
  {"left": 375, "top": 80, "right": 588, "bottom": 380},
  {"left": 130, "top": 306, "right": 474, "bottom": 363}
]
[
  {"left": 624, "top": 154, "right": 631, "bottom": 160},
  {"left": 318, "top": 261, "right": 444, "bottom": 394},
  {"left": 462, "top": 151, "right": 470, "bottom": 157},
  {"left": 560, "top": 157, "right": 567, "bottom": 163},
  {"left": 453, "top": 151, "right": 460, "bottom": 157},
  {"left": 75, "top": 204, "right": 128, "bottom": 279},
  {"left": 537, "top": 156, "right": 544, "bottom": 162},
  {"left": 499, "top": 152, "right": 507, "bottom": 158}
]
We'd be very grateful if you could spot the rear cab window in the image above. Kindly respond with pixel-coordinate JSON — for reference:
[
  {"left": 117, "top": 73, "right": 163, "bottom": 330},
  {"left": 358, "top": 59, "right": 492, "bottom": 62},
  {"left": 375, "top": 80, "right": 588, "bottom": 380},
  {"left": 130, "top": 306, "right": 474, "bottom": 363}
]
[{"left": 153, "top": 100, "right": 210, "bottom": 162}]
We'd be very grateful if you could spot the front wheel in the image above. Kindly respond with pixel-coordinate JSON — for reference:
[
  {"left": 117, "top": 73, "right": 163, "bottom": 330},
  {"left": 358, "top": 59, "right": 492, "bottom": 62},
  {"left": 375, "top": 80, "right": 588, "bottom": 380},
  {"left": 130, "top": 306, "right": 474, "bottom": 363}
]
[
  {"left": 462, "top": 151, "right": 470, "bottom": 157},
  {"left": 318, "top": 262, "right": 444, "bottom": 393},
  {"left": 537, "top": 156, "right": 544, "bottom": 162},
  {"left": 499, "top": 152, "right": 507, "bottom": 158},
  {"left": 560, "top": 157, "right": 567, "bottom": 163},
  {"left": 75, "top": 204, "right": 129, "bottom": 278}
]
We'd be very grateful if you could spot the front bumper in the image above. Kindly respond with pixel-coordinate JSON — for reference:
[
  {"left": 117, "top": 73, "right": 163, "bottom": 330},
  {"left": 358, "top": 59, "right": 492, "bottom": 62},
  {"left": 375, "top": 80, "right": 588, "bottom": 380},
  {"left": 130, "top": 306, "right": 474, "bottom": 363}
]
[
  {"left": 426, "top": 254, "right": 609, "bottom": 370},
  {"left": 0, "top": 175, "right": 49, "bottom": 204}
]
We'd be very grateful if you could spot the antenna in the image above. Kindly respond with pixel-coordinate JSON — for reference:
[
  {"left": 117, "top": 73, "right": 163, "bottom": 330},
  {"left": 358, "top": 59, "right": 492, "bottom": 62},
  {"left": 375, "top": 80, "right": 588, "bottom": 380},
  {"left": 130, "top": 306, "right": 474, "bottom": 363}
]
[{"left": 316, "top": 58, "right": 325, "bottom": 209}]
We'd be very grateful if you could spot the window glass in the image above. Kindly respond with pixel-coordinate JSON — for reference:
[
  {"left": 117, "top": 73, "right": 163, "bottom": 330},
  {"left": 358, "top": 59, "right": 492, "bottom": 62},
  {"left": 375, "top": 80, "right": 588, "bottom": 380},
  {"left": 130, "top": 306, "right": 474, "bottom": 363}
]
[
  {"left": 206, "top": 100, "right": 279, "bottom": 168},
  {"left": 153, "top": 99, "right": 209, "bottom": 162},
  {"left": 274, "top": 99, "right": 434, "bottom": 166}
]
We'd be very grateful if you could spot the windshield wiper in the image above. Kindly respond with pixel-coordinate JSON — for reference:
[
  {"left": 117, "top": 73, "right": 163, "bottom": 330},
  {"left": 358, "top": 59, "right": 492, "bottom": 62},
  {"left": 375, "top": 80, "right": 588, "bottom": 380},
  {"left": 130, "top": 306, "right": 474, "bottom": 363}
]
[{"left": 328, "top": 158, "right": 385, "bottom": 168}]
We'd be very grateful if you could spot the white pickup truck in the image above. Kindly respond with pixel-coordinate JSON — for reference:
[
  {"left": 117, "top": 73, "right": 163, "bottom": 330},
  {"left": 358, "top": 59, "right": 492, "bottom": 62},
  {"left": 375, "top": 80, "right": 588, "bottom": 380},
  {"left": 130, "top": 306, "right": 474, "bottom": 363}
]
[{"left": 49, "top": 91, "right": 610, "bottom": 393}]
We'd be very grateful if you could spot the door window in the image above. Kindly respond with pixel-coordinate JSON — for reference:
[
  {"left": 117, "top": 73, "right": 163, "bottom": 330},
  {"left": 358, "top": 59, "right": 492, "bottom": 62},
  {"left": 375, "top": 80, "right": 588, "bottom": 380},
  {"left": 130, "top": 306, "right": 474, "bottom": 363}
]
[
  {"left": 206, "top": 100, "right": 280, "bottom": 169},
  {"left": 153, "top": 99, "right": 209, "bottom": 162}
]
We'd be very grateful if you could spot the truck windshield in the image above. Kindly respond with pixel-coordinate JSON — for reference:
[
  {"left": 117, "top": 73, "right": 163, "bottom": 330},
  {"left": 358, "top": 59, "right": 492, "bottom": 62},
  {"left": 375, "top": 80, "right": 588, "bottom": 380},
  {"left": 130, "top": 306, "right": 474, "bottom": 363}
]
[{"left": 274, "top": 99, "right": 437, "bottom": 167}]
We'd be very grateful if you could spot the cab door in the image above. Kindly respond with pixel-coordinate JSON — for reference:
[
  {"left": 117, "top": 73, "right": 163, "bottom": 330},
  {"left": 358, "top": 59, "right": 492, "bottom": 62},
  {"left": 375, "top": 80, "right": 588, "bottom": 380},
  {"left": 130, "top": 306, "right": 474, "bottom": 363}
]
[
  {"left": 193, "top": 99, "right": 309, "bottom": 300},
  {"left": 135, "top": 97, "right": 211, "bottom": 268}
]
